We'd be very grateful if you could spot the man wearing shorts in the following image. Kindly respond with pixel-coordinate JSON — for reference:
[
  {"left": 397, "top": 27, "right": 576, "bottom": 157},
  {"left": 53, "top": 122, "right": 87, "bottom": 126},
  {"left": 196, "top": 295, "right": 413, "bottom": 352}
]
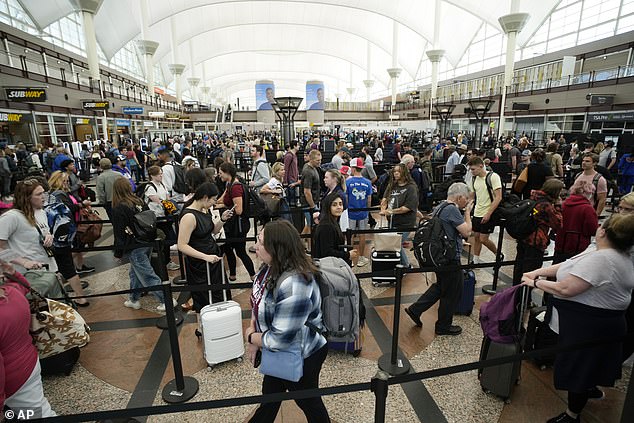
[
  {"left": 468, "top": 157, "right": 502, "bottom": 263},
  {"left": 346, "top": 158, "right": 373, "bottom": 266}
]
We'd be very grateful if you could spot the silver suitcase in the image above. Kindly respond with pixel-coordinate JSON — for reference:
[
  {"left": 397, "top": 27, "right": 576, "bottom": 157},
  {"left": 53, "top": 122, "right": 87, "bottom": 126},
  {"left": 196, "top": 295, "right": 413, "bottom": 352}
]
[{"left": 199, "top": 259, "right": 244, "bottom": 368}]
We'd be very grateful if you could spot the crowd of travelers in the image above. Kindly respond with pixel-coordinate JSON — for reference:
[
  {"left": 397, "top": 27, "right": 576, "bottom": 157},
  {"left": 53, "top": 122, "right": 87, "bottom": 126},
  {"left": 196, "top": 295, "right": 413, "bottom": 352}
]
[{"left": 1, "top": 128, "right": 633, "bottom": 422}]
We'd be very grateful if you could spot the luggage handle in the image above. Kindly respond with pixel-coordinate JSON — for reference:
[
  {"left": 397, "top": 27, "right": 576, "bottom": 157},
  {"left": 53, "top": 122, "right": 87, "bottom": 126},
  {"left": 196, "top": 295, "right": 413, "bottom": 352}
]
[
  {"left": 517, "top": 285, "right": 530, "bottom": 334},
  {"left": 206, "top": 256, "right": 227, "bottom": 305}
]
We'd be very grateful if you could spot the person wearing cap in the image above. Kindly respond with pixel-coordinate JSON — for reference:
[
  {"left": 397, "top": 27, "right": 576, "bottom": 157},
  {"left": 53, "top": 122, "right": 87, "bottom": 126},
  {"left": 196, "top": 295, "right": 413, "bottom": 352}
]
[
  {"left": 331, "top": 146, "right": 350, "bottom": 170},
  {"left": 112, "top": 154, "right": 137, "bottom": 193},
  {"left": 598, "top": 140, "right": 617, "bottom": 171},
  {"left": 346, "top": 158, "right": 373, "bottom": 267},
  {"left": 95, "top": 158, "right": 124, "bottom": 219},
  {"left": 517, "top": 149, "right": 531, "bottom": 174}
]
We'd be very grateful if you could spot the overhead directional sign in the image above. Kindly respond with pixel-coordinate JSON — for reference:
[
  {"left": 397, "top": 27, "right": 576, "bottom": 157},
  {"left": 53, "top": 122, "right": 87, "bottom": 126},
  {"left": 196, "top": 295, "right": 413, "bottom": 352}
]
[{"left": 122, "top": 107, "right": 144, "bottom": 114}]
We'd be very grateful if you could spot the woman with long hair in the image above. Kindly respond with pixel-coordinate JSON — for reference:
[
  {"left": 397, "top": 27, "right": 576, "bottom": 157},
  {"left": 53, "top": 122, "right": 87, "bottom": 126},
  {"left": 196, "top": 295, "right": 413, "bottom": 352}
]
[
  {"left": 522, "top": 214, "right": 634, "bottom": 423},
  {"left": 511, "top": 179, "right": 563, "bottom": 285},
  {"left": 260, "top": 162, "right": 291, "bottom": 221},
  {"left": 244, "top": 220, "right": 329, "bottom": 422},
  {"left": 216, "top": 162, "right": 256, "bottom": 281},
  {"left": 0, "top": 179, "right": 57, "bottom": 277},
  {"left": 48, "top": 171, "right": 91, "bottom": 305},
  {"left": 380, "top": 162, "right": 418, "bottom": 267},
  {"left": 177, "top": 182, "right": 233, "bottom": 320},
  {"left": 312, "top": 193, "right": 358, "bottom": 265},
  {"left": 111, "top": 178, "right": 171, "bottom": 311}
]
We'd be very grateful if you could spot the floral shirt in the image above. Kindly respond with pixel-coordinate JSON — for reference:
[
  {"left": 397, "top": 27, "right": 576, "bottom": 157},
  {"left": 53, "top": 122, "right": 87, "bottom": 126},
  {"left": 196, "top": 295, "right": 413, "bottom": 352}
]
[{"left": 523, "top": 189, "right": 562, "bottom": 251}]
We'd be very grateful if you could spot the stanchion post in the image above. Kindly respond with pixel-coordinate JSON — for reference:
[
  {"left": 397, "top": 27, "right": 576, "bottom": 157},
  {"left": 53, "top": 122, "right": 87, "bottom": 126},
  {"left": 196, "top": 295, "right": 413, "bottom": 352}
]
[
  {"left": 482, "top": 221, "right": 507, "bottom": 295},
  {"left": 160, "top": 282, "right": 199, "bottom": 403},
  {"left": 371, "top": 370, "right": 389, "bottom": 423},
  {"left": 378, "top": 265, "right": 410, "bottom": 375}
]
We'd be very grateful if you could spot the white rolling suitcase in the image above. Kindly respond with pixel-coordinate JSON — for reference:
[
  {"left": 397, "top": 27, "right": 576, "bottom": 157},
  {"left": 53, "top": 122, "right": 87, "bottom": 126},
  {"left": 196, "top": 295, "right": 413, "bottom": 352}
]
[{"left": 199, "top": 259, "right": 244, "bottom": 369}]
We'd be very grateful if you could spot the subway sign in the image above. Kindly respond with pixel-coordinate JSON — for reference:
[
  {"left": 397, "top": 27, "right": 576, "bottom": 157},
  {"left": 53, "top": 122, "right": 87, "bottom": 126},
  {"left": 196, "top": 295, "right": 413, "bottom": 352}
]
[
  {"left": 82, "top": 100, "right": 109, "bottom": 110},
  {"left": 5, "top": 87, "right": 47, "bottom": 102},
  {"left": 0, "top": 112, "right": 26, "bottom": 122}
]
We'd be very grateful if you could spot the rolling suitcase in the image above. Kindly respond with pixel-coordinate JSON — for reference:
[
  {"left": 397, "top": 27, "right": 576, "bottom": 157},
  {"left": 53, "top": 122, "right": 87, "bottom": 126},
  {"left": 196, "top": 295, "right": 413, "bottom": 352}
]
[
  {"left": 524, "top": 306, "right": 558, "bottom": 369},
  {"left": 478, "top": 285, "right": 529, "bottom": 403},
  {"left": 371, "top": 215, "right": 402, "bottom": 286},
  {"left": 455, "top": 270, "right": 476, "bottom": 316},
  {"left": 199, "top": 259, "right": 244, "bottom": 368}
]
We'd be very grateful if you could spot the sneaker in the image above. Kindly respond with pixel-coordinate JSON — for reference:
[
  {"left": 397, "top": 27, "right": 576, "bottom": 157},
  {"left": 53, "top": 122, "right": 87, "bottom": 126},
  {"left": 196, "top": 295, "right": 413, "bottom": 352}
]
[
  {"left": 357, "top": 256, "right": 369, "bottom": 267},
  {"left": 157, "top": 298, "right": 178, "bottom": 312},
  {"left": 435, "top": 325, "right": 462, "bottom": 336},
  {"left": 404, "top": 307, "right": 423, "bottom": 327},
  {"left": 588, "top": 386, "right": 605, "bottom": 400},
  {"left": 76, "top": 265, "right": 95, "bottom": 274},
  {"left": 166, "top": 262, "right": 180, "bottom": 271},
  {"left": 547, "top": 412, "right": 580, "bottom": 423},
  {"left": 248, "top": 245, "right": 257, "bottom": 253},
  {"left": 124, "top": 300, "right": 141, "bottom": 310}
]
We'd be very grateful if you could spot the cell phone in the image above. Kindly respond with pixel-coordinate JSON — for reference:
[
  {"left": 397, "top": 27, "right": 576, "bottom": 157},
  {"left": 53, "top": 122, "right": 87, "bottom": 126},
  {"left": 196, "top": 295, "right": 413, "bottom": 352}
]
[
  {"left": 230, "top": 204, "right": 236, "bottom": 212},
  {"left": 254, "top": 349, "right": 262, "bottom": 368}
]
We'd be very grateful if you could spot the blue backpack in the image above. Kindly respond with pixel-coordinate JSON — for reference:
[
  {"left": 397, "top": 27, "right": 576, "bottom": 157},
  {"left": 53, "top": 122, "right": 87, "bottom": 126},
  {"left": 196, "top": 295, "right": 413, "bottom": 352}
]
[{"left": 45, "top": 193, "right": 77, "bottom": 248}]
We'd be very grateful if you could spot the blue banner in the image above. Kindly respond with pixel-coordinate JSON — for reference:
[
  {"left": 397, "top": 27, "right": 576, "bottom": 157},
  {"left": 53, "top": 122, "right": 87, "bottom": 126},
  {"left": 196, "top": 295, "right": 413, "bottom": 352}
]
[
  {"left": 306, "top": 82, "right": 325, "bottom": 110},
  {"left": 256, "top": 82, "right": 275, "bottom": 110},
  {"left": 115, "top": 119, "right": 131, "bottom": 126},
  {"left": 122, "top": 107, "right": 144, "bottom": 114}
]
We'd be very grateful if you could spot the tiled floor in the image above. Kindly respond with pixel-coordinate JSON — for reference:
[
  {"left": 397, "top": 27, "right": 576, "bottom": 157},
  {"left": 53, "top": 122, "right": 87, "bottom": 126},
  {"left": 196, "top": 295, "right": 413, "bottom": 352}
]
[{"left": 40, "top": 212, "right": 630, "bottom": 422}]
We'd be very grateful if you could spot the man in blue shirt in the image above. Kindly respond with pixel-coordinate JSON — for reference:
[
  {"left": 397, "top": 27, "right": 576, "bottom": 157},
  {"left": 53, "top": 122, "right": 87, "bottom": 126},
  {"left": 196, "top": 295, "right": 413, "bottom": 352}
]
[{"left": 346, "top": 158, "right": 373, "bottom": 267}]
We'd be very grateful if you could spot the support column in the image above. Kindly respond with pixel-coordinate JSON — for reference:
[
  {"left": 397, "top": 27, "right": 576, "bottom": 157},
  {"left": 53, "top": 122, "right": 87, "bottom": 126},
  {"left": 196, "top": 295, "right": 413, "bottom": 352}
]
[
  {"left": 168, "top": 64, "right": 186, "bottom": 105},
  {"left": 136, "top": 40, "right": 159, "bottom": 96},
  {"left": 498, "top": 7, "right": 530, "bottom": 138},
  {"left": 187, "top": 77, "right": 200, "bottom": 103},
  {"left": 71, "top": 0, "right": 103, "bottom": 83},
  {"left": 363, "top": 79, "right": 375, "bottom": 103},
  {"left": 387, "top": 20, "right": 401, "bottom": 118},
  {"left": 426, "top": 49, "right": 445, "bottom": 120},
  {"left": 3, "top": 36, "right": 13, "bottom": 67}
]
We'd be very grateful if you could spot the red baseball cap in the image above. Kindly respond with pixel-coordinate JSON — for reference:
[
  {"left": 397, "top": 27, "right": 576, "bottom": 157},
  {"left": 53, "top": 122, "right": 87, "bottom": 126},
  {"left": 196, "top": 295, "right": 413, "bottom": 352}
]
[{"left": 350, "top": 157, "right": 365, "bottom": 168}]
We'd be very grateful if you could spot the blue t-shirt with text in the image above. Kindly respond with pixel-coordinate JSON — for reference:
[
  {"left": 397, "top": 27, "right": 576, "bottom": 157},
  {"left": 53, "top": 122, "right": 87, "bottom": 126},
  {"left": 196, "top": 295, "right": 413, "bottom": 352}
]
[{"left": 346, "top": 176, "right": 373, "bottom": 220}]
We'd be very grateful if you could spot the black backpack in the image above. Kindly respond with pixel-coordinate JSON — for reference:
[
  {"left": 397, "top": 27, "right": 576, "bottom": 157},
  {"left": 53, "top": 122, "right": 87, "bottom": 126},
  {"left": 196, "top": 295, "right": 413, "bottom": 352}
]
[
  {"left": 497, "top": 198, "right": 537, "bottom": 240},
  {"left": 130, "top": 209, "right": 157, "bottom": 243},
  {"left": 413, "top": 202, "right": 457, "bottom": 268},
  {"left": 168, "top": 162, "right": 188, "bottom": 194},
  {"left": 234, "top": 177, "right": 268, "bottom": 218}
]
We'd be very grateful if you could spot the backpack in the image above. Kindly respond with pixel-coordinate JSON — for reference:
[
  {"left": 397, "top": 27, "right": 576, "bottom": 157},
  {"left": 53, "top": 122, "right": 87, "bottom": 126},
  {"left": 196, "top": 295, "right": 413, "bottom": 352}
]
[
  {"left": 129, "top": 209, "right": 157, "bottom": 243},
  {"left": 413, "top": 202, "right": 457, "bottom": 268},
  {"left": 309, "top": 257, "right": 360, "bottom": 347},
  {"left": 497, "top": 197, "right": 540, "bottom": 240},
  {"left": 45, "top": 195, "right": 76, "bottom": 248},
  {"left": 479, "top": 285, "right": 526, "bottom": 344},
  {"left": 234, "top": 177, "right": 268, "bottom": 218},
  {"left": 135, "top": 181, "right": 156, "bottom": 199},
  {"left": 168, "top": 162, "right": 188, "bottom": 194}
]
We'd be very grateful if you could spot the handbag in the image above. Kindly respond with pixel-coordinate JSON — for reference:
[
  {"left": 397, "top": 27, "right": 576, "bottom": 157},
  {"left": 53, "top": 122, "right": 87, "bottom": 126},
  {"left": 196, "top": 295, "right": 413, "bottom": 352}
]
[
  {"left": 76, "top": 207, "right": 103, "bottom": 244},
  {"left": 7, "top": 273, "right": 90, "bottom": 358},
  {"left": 259, "top": 342, "right": 304, "bottom": 382},
  {"left": 374, "top": 215, "right": 402, "bottom": 252},
  {"left": 260, "top": 193, "right": 281, "bottom": 215}
]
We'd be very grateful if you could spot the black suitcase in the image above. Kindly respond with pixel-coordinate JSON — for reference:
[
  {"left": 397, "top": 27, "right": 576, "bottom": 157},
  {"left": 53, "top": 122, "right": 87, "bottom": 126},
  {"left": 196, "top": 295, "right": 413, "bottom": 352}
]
[
  {"left": 455, "top": 270, "right": 476, "bottom": 316},
  {"left": 371, "top": 250, "right": 400, "bottom": 286},
  {"left": 40, "top": 347, "right": 81, "bottom": 376},
  {"left": 478, "top": 286, "right": 529, "bottom": 403},
  {"left": 524, "top": 306, "right": 558, "bottom": 369}
]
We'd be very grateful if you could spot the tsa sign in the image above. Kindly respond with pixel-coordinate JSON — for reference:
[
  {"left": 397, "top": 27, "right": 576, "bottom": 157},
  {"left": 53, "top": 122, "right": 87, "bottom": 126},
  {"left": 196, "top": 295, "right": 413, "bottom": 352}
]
[{"left": 122, "top": 107, "right": 144, "bottom": 114}]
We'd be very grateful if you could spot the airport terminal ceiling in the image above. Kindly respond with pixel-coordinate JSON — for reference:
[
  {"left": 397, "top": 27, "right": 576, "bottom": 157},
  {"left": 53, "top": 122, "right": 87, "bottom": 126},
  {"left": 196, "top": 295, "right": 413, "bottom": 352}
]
[{"left": 11, "top": 0, "right": 634, "bottom": 107}]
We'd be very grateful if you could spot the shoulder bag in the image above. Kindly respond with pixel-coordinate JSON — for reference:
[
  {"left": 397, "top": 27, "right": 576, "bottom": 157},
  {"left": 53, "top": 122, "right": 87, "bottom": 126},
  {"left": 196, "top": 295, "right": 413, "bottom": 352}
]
[{"left": 7, "top": 272, "right": 91, "bottom": 358}]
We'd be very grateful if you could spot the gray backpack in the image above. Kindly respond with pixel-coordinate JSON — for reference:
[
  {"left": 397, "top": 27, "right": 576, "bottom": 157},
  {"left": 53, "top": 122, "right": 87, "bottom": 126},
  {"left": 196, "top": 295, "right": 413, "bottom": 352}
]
[{"left": 309, "top": 257, "right": 359, "bottom": 345}]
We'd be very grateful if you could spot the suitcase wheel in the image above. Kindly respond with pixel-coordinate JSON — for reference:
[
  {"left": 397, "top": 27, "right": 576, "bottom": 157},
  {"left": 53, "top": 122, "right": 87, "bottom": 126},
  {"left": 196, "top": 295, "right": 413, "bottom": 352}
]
[
  {"left": 352, "top": 349, "right": 361, "bottom": 358},
  {"left": 195, "top": 329, "right": 202, "bottom": 339},
  {"left": 539, "top": 364, "right": 547, "bottom": 371},
  {"left": 504, "top": 398, "right": 512, "bottom": 404},
  {"left": 207, "top": 365, "right": 214, "bottom": 371},
  {"left": 236, "top": 356, "right": 243, "bottom": 363}
]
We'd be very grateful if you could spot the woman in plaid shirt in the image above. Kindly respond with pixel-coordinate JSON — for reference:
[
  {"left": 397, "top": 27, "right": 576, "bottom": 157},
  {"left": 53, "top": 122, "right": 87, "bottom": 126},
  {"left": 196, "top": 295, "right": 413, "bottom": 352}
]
[{"left": 245, "top": 220, "right": 329, "bottom": 422}]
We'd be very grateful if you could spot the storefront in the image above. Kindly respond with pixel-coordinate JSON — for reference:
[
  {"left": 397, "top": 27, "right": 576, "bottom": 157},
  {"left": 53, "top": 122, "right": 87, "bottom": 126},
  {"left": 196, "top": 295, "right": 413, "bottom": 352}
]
[
  {"left": 0, "top": 109, "right": 35, "bottom": 147},
  {"left": 72, "top": 117, "right": 96, "bottom": 142}
]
